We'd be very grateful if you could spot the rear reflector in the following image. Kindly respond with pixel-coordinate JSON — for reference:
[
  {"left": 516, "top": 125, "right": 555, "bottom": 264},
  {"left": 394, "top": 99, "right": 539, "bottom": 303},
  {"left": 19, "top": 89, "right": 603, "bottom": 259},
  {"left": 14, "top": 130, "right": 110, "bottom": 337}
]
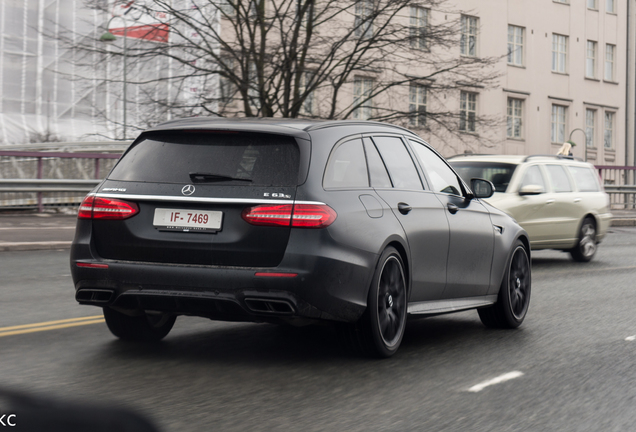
[
  {"left": 241, "top": 204, "right": 337, "bottom": 228},
  {"left": 76, "top": 262, "right": 109, "bottom": 269},
  {"left": 78, "top": 195, "right": 139, "bottom": 220},
  {"left": 254, "top": 272, "right": 298, "bottom": 278}
]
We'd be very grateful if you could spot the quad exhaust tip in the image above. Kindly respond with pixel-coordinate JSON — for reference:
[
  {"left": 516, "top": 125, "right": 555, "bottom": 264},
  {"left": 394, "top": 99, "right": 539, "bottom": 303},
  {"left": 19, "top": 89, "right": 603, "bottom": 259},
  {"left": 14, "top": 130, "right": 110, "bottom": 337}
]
[
  {"left": 76, "top": 289, "right": 114, "bottom": 303},
  {"left": 244, "top": 298, "right": 295, "bottom": 315}
]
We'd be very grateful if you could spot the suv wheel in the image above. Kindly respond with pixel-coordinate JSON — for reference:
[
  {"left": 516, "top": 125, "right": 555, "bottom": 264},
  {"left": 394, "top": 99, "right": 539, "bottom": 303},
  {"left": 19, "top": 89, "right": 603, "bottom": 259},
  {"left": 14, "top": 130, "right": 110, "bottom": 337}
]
[
  {"left": 478, "top": 240, "right": 531, "bottom": 329},
  {"left": 342, "top": 247, "right": 407, "bottom": 358},
  {"left": 570, "top": 217, "right": 597, "bottom": 262},
  {"left": 103, "top": 307, "right": 176, "bottom": 341}
]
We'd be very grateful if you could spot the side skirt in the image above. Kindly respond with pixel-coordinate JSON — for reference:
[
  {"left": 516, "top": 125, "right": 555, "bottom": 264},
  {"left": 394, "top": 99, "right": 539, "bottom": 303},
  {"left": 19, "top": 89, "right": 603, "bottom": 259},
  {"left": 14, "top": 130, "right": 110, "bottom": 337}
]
[{"left": 407, "top": 295, "right": 498, "bottom": 316}]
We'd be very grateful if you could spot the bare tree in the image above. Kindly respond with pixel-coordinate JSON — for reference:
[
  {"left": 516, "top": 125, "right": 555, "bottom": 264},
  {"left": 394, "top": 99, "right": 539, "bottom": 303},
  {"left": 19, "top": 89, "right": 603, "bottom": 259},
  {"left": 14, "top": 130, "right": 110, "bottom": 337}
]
[{"left": 69, "top": 0, "right": 502, "bottom": 148}]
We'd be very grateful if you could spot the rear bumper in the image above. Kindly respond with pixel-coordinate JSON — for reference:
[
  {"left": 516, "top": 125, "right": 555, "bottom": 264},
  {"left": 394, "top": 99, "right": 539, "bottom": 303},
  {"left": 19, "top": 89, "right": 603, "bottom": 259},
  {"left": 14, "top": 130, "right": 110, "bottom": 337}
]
[
  {"left": 70, "top": 229, "right": 376, "bottom": 324},
  {"left": 596, "top": 211, "right": 612, "bottom": 243}
]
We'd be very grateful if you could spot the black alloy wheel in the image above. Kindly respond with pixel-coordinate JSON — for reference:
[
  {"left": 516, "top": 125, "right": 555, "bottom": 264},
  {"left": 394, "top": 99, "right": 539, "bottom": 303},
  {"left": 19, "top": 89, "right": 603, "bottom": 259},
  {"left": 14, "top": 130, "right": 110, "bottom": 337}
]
[
  {"left": 342, "top": 247, "right": 408, "bottom": 358},
  {"left": 570, "top": 217, "right": 597, "bottom": 262},
  {"left": 103, "top": 307, "right": 176, "bottom": 342},
  {"left": 375, "top": 254, "right": 407, "bottom": 348},
  {"left": 478, "top": 240, "right": 531, "bottom": 329}
]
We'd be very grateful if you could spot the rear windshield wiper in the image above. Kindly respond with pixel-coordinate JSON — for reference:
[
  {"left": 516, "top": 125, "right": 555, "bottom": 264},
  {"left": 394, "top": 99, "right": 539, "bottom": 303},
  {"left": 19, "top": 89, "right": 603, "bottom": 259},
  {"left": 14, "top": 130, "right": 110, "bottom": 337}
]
[{"left": 189, "top": 172, "right": 252, "bottom": 182}]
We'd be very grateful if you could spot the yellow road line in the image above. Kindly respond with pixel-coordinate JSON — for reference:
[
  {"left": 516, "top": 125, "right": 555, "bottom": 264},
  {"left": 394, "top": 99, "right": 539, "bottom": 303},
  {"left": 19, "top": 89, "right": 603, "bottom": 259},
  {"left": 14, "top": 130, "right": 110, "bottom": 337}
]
[{"left": 0, "top": 316, "right": 104, "bottom": 338}]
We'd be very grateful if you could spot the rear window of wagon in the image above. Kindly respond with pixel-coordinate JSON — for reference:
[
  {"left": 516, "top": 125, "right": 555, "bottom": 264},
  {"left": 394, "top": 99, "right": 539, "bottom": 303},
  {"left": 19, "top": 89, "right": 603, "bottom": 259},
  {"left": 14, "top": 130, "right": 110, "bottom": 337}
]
[{"left": 108, "top": 132, "right": 300, "bottom": 186}]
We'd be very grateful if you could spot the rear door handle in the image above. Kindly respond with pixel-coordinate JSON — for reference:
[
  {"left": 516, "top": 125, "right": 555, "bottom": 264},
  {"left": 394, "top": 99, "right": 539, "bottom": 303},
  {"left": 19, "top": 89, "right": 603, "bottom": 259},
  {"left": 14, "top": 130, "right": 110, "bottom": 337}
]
[
  {"left": 546, "top": 199, "right": 555, "bottom": 204},
  {"left": 574, "top": 198, "right": 582, "bottom": 203},
  {"left": 447, "top": 203, "right": 458, "bottom": 214},
  {"left": 397, "top": 202, "right": 412, "bottom": 215}
]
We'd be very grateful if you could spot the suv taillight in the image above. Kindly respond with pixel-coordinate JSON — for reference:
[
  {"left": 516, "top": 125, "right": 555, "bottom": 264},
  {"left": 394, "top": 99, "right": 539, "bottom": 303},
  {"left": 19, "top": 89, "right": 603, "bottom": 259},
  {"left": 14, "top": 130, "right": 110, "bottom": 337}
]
[
  {"left": 78, "top": 195, "right": 139, "bottom": 220},
  {"left": 241, "top": 204, "right": 337, "bottom": 228}
]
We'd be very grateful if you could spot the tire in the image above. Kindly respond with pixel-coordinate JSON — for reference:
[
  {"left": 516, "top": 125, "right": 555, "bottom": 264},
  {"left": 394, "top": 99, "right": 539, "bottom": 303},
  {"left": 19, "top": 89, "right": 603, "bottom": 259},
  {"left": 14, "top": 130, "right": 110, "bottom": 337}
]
[
  {"left": 478, "top": 240, "right": 531, "bottom": 329},
  {"left": 342, "top": 247, "right": 408, "bottom": 358},
  {"left": 569, "top": 217, "right": 597, "bottom": 262},
  {"left": 103, "top": 307, "right": 176, "bottom": 342}
]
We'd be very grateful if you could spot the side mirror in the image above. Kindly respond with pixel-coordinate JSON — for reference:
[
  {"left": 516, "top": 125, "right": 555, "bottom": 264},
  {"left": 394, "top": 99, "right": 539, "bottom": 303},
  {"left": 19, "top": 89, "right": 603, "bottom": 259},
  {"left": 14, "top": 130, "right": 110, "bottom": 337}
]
[
  {"left": 518, "top": 184, "right": 545, "bottom": 196},
  {"left": 470, "top": 178, "right": 494, "bottom": 199}
]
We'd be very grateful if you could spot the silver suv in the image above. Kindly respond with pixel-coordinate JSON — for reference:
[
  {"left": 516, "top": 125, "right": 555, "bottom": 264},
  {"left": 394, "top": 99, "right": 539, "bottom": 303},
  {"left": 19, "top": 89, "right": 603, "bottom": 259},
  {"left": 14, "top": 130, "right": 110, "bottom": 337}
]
[{"left": 449, "top": 155, "right": 612, "bottom": 262}]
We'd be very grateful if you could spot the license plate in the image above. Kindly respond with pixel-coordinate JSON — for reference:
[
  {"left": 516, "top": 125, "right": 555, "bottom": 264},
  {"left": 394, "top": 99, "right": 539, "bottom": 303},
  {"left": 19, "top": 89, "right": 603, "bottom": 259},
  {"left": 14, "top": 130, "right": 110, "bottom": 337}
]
[{"left": 153, "top": 208, "right": 223, "bottom": 232}]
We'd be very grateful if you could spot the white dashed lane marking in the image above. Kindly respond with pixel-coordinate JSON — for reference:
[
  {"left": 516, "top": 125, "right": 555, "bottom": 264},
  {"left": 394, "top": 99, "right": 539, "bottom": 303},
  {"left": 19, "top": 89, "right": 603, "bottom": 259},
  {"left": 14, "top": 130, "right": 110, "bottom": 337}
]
[
  {"left": 467, "top": 371, "right": 525, "bottom": 393},
  {"left": 626, "top": 336, "right": 636, "bottom": 341}
]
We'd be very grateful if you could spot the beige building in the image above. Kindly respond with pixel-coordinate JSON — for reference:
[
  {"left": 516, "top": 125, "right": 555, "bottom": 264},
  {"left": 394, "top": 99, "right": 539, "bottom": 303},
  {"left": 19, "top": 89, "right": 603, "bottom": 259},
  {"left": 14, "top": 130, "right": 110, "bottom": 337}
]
[{"left": 424, "top": 0, "right": 630, "bottom": 165}]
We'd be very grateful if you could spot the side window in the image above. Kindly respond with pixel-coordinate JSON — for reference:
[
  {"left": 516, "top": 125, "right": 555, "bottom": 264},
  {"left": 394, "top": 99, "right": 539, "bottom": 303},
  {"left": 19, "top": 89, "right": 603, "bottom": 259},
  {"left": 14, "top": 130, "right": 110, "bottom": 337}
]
[
  {"left": 323, "top": 139, "right": 369, "bottom": 189},
  {"left": 372, "top": 136, "right": 423, "bottom": 190},
  {"left": 520, "top": 165, "right": 546, "bottom": 191},
  {"left": 408, "top": 139, "right": 462, "bottom": 196},
  {"left": 363, "top": 139, "right": 393, "bottom": 188},
  {"left": 546, "top": 165, "right": 573, "bottom": 192},
  {"left": 567, "top": 166, "right": 600, "bottom": 192}
]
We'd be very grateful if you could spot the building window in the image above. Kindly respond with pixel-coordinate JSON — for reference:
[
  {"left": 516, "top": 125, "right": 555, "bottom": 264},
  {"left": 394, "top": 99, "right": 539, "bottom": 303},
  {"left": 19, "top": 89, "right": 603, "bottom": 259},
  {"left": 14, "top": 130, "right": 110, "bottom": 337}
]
[
  {"left": 353, "top": 77, "right": 374, "bottom": 120},
  {"left": 459, "top": 91, "right": 477, "bottom": 132},
  {"left": 604, "top": 111, "right": 614, "bottom": 148},
  {"left": 300, "top": 71, "right": 315, "bottom": 115},
  {"left": 507, "top": 25, "right": 524, "bottom": 66},
  {"left": 586, "top": 41, "right": 597, "bottom": 78},
  {"left": 248, "top": 62, "right": 260, "bottom": 109},
  {"left": 605, "top": 44, "right": 615, "bottom": 81},
  {"left": 551, "top": 105, "right": 567, "bottom": 143},
  {"left": 587, "top": 0, "right": 597, "bottom": 9},
  {"left": 217, "top": 0, "right": 236, "bottom": 16},
  {"left": 409, "top": 84, "right": 427, "bottom": 127},
  {"left": 354, "top": 0, "right": 374, "bottom": 39},
  {"left": 410, "top": 7, "right": 428, "bottom": 49},
  {"left": 585, "top": 109, "right": 596, "bottom": 147},
  {"left": 219, "top": 58, "right": 236, "bottom": 105},
  {"left": 460, "top": 15, "right": 478, "bottom": 57},
  {"left": 507, "top": 98, "right": 523, "bottom": 139},
  {"left": 552, "top": 34, "right": 568, "bottom": 73},
  {"left": 606, "top": 0, "right": 616, "bottom": 13}
]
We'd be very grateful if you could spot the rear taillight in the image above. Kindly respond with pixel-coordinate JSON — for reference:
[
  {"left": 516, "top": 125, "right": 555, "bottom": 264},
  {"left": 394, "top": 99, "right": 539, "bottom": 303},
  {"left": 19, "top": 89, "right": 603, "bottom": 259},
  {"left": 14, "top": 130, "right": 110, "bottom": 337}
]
[
  {"left": 77, "top": 195, "right": 139, "bottom": 220},
  {"left": 241, "top": 204, "right": 337, "bottom": 228}
]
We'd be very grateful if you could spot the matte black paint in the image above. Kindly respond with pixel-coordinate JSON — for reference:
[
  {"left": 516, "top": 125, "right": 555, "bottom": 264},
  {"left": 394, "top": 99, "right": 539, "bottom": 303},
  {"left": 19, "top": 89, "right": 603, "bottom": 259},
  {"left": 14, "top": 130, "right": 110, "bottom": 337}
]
[{"left": 71, "top": 118, "right": 528, "bottom": 326}]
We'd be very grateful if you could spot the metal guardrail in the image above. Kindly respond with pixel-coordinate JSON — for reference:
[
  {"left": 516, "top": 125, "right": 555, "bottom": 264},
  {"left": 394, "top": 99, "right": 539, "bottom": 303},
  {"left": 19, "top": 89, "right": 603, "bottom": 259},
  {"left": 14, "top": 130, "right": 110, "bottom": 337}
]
[
  {"left": 603, "top": 185, "right": 636, "bottom": 210},
  {"left": 604, "top": 185, "right": 636, "bottom": 192},
  {"left": 0, "top": 179, "right": 100, "bottom": 193}
]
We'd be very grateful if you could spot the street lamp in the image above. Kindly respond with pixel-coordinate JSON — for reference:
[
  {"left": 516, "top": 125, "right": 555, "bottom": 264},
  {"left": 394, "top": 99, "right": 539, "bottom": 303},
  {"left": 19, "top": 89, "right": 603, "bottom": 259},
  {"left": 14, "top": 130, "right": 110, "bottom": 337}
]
[
  {"left": 568, "top": 128, "right": 588, "bottom": 162},
  {"left": 100, "top": 18, "right": 128, "bottom": 140}
]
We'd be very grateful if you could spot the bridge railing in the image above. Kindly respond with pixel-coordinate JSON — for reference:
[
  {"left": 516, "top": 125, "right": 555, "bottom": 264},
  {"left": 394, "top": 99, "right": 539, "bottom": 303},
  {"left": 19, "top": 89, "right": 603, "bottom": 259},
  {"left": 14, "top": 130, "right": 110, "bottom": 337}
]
[{"left": 0, "top": 150, "right": 120, "bottom": 212}]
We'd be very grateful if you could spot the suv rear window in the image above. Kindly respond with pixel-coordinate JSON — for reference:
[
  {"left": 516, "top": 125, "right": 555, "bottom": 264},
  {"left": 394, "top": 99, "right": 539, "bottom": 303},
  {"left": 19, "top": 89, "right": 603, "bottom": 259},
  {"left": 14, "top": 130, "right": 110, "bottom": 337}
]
[
  {"left": 567, "top": 166, "right": 600, "bottom": 192},
  {"left": 449, "top": 162, "right": 517, "bottom": 193},
  {"left": 108, "top": 132, "right": 300, "bottom": 186}
]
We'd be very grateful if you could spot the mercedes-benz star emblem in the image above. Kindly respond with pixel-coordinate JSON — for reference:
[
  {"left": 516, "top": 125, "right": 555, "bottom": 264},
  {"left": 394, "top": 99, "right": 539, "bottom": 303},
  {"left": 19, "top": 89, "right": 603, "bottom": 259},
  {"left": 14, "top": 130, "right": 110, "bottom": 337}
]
[{"left": 181, "top": 184, "right": 195, "bottom": 196}]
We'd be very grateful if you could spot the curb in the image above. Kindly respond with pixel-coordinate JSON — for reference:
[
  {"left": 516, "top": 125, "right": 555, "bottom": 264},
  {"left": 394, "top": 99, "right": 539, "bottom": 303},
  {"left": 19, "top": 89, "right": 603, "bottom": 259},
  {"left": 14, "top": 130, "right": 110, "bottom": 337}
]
[
  {"left": 611, "top": 219, "right": 636, "bottom": 227},
  {"left": 0, "top": 219, "right": 634, "bottom": 252},
  {"left": 0, "top": 241, "right": 72, "bottom": 252}
]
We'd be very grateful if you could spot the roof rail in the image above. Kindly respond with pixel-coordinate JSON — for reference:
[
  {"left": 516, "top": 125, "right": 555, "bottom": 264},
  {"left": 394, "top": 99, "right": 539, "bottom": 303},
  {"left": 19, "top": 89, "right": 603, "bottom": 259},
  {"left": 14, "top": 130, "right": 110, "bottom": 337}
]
[
  {"left": 522, "top": 154, "right": 583, "bottom": 162},
  {"left": 446, "top": 153, "right": 494, "bottom": 159}
]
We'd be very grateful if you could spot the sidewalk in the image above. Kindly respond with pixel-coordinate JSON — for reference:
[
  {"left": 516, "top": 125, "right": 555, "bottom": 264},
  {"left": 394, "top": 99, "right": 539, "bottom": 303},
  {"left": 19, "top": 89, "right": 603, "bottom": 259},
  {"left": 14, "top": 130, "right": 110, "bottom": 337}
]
[{"left": 0, "top": 209, "right": 635, "bottom": 252}]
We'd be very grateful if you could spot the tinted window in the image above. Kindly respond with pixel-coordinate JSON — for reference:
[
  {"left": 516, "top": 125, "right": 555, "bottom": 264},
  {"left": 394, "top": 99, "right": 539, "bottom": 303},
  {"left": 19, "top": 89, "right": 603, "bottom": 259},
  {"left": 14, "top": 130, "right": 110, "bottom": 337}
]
[
  {"left": 409, "top": 140, "right": 462, "bottom": 195},
  {"left": 363, "top": 139, "right": 392, "bottom": 188},
  {"left": 520, "top": 165, "right": 546, "bottom": 191},
  {"left": 450, "top": 161, "right": 517, "bottom": 193},
  {"left": 323, "top": 139, "right": 369, "bottom": 189},
  {"left": 567, "top": 166, "right": 600, "bottom": 192},
  {"left": 109, "top": 132, "right": 300, "bottom": 186},
  {"left": 372, "top": 136, "right": 423, "bottom": 190},
  {"left": 546, "top": 165, "right": 573, "bottom": 192}
]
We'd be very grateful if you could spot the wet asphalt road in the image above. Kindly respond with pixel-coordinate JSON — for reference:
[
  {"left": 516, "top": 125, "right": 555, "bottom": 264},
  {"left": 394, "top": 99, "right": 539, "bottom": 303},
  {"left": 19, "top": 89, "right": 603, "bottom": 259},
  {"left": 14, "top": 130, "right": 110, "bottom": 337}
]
[{"left": 1, "top": 227, "right": 636, "bottom": 431}]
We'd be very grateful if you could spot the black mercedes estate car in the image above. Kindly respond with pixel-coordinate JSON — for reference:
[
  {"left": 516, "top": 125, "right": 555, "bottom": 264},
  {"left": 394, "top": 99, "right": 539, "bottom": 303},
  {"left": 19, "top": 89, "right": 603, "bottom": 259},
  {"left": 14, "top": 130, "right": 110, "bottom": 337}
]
[{"left": 71, "top": 118, "right": 531, "bottom": 357}]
